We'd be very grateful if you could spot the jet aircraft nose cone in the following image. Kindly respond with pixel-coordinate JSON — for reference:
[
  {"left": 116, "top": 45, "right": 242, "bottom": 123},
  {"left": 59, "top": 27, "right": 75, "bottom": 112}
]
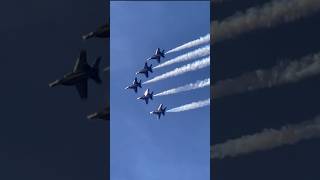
[
  {"left": 87, "top": 113, "right": 98, "bottom": 120},
  {"left": 49, "top": 80, "right": 60, "bottom": 87}
]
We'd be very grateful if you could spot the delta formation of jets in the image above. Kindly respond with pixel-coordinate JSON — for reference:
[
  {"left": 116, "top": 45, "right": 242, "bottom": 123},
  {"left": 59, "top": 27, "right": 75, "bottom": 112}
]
[
  {"left": 125, "top": 48, "right": 167, "bottom": 119},
  {"left": 49, "top": 20, "right": 110, "bottom": 121}
]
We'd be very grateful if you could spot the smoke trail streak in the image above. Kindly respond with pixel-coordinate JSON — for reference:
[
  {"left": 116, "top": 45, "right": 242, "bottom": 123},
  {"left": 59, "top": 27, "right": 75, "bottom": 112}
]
[
  {"left": 213, "top": 0, "right": 320, "bottom": 42},
  {"left": 212, "top": 115, "right": 320, "bottom": 159},
  {"left": 143, "top": 57, "right": 210, "bottom": 84},
  {"left": 166, "top": 34, "right": 210, "bottom": 54},
  {"left": 167, "top": 98, "right": 210, "bottom": 113},
  {"left": 214, "top": 52, "right": 320, "bottom": 98},
  {"left": 154, "top": 78, "right": 210, "bottom": 97},
  {"left": 155, "top": 45, "right": 210, "bottom": 69}
]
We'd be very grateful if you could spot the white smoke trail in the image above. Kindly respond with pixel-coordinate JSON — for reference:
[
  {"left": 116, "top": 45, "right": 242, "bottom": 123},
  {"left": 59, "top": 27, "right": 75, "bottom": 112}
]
[
  {"left": 214, "top": 52, "right": 320, "bottom": 98},
  {"left": 212, "top": 115, "right": 320, "bottom": 159},
  {"left": 213, "top": 0, "right": 320, "bottom": 42},
  {"left": 154, "top": 45, "right": 210, "bottom": 69},
  {"left": 143, "top": 57, "right": 210, "bottom": 84},
  {"left": 154, "top": 78, "right": 210, "bottom": 97},
  {"left": 167, "top": 98, "right": 210, "bottom": 113},
  {"left": 166, "top": 34, "right": 210, "bottom": 54}
]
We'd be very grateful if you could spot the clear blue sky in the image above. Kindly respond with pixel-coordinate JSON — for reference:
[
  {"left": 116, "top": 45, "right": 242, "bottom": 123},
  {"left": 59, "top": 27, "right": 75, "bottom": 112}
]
[{"left": 110, "top": 2, "right": 210, "bottom": 180}]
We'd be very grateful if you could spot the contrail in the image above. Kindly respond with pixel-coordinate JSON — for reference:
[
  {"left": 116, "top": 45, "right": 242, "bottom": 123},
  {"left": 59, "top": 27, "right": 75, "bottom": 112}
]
[
  {"left": 213, "top": 0, "right": 320, "bottom": 42},
  {"left": 143, "top": 57, "right": 210, "bottom": 84},
  {"left": 167, "top": 98, "right": 210, "bottom": 113},
  {"left": 154, "top": 78, "right": 210, "bottom": 97},
  {"left": 166, "top": 34, "right": 210, "bottom": 54},
  {"left": 212, "top": 114, "right": 320, "bottom": 159},
  {"left": 214, "top": 52, "right": 320, "bottom": 98},
  {"left": 154, "top": 45, "right": 210, "bottom": 69}
]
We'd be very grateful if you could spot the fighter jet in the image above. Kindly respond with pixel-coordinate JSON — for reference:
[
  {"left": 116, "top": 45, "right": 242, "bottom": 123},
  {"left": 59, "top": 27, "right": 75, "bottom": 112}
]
[
  {"left": 137, "top": 89, "right": 153, "bottom": 104},
  {"left": 147, "top": 48, "right": 165, "bottom": 63},
  {"left": 125, "top": 77, "right": 142, "bottom": 93},
  {"left": 87, "top": 107, "right": 110, "bottom": 121},
  {"left": 136, "top": 62, "right": 153, "bottom": 78},
  {"left": 150, "top": 104, "right": 167, "bottom": 119},
  {"left": 49, "top": 50, "right": 102, "bottom": 99},
  {"left": 82, "top": 22, "right": 110, "bottom": 40}
]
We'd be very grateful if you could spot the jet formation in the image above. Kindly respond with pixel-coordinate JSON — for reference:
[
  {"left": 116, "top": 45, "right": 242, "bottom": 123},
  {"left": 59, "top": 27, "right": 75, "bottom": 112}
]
[{"left": 126, "top": 48, "right": 167, "bottom": 119}]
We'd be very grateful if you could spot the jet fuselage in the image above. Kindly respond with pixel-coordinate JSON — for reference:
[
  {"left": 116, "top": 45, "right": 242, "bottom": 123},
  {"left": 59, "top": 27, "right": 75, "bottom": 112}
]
[
  {"left": 83, "top": 24, "right": 110, "bottom": 40},
  {"left": 88, "top": 108, "right": 110, "bottom": 121},
  {"left": 51, "top": 70, "right": 96, "bottom": 87},
  {"left": 137, "top": 91, "right": 153, "bottom": 104}
]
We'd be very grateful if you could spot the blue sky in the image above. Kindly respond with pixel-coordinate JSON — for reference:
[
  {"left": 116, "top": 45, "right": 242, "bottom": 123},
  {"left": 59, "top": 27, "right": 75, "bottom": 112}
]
[{"left": 110, "top": 2, "right": 210, "bottom": 180}]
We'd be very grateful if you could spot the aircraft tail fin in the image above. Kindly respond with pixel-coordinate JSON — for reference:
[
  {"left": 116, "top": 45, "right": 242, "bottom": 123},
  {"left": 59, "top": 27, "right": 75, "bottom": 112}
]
[
  {"left": 138, "top": 80, "right": 142, "bottom": 88},
  {"left": 161, "top": 50, "right": 165, "bottom": 57},
  {"left": 91, "top": 57, "right": 102, "bottom": 84},
  {"left": 148, "top": 64, "right": 153, "bottom": 73},
  {"left": 150, "top": 92, "right": 153, "bottom": 100},
  {"left": 162, "top": 107, "right": 166, "bottom": 116}
]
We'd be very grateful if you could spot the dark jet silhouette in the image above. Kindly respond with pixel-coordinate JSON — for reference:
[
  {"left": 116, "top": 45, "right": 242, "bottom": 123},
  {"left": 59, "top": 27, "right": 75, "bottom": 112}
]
[
  {"left": 147, "top": 48, "right": 165, "bottom": 63},
  {"left": 136, "top": 62, "right": 153, "bottom": 78},
  {"left": 137, "top": 89, "right": 153, "bottom": 104},
  {"left": 49, "top": 50, "right": 102, "bottom": 99},
  {"left": 150, "top": 104, "right": 167, "bottom": 119},
  {"left": 82, "top": 22, "right": 110, "bottom": 40},
  {"left": 87, "top": 107, "right": 110, "bottom": 121},
  {"left": 125, "top": 77, "right": 142, "bottom": 93}
]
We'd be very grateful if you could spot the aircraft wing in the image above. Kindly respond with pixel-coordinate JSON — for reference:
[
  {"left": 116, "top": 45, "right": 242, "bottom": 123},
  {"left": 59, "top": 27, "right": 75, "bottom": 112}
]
[
  {"left": 73, "top": 50, "right": 88, "bottom": 72},
  {"left": 144, "top": 89, "right": 149, "bottom": 96},
  {"left": 75, "top": 80, "right": 88, "bottom": 99},
  {"left": 134, "top": 87, "right": 137, "bottom": 93}
]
